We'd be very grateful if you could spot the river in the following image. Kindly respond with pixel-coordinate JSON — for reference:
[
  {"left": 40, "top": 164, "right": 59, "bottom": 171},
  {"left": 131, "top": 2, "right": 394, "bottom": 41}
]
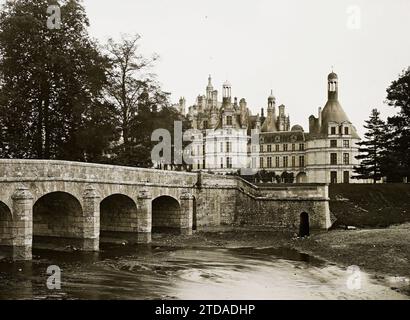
[{"left": 0, "top": 244, "right": 407, "bottom": 300}]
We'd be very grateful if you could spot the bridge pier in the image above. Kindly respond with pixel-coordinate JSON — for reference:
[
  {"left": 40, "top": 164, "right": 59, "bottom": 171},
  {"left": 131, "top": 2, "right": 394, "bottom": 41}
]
[
  {"left": 82, "top": 185, "right": 101, "bottom": 251},
  {"left": 11, "top": 186, "right": 33, "bottom": 260},
  {"left": 137, "top": 190, "right": 152, "bottom": 243},
  {"left": 180, "top": 193, "right": 194, "bottom": 236}
]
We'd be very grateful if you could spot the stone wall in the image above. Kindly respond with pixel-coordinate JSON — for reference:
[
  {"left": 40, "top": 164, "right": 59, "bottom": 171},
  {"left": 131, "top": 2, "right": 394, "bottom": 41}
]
[{"left": 235, "top": 179, "right": 331, "bottom": 231}]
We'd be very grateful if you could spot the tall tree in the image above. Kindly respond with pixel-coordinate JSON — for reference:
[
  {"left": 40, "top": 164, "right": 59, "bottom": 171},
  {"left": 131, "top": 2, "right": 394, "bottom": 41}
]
[
  {"left": 353, "top": 109, "right": 388, "bottom": 183},
  {"left": 0, "top": 0, "right": 114, "bottom": 161},
  {"left": 385, "top": 67, "right": 410, "bottom": 182},
  {"left": 104, "top": 34, "right": 174, "bottom": 167}
]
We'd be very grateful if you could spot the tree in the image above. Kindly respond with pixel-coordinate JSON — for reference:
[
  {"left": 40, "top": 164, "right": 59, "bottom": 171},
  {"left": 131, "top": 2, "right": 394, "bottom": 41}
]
[
  {"left": 353, "top": 109, "right": 388, "bottom": 183},
  {"left": 104, "top": 34, "right": 181, "bottom": 167},
  {"left": 385, "top": 67, "right": 410, "bottom": 182},
  {"left": 0, "top": 0, "right": 114, "bottom": 161}
]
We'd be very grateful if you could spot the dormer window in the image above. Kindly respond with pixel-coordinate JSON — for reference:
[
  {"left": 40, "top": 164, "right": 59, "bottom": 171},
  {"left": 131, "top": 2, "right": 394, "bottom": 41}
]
[
  {"left": 344, "top": 127, "right": 349, "bottom": 135},
  {"left": 226, "top": 116, "right": 232, "bottom": 126},
  {"left": 330, "top": 127, "right": 336, "bottom": 135}
]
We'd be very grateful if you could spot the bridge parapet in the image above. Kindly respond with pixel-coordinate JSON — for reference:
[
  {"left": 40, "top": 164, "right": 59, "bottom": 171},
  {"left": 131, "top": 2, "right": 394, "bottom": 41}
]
[{"left": 0, "top": 159, "right": 198, "bottom": 187}]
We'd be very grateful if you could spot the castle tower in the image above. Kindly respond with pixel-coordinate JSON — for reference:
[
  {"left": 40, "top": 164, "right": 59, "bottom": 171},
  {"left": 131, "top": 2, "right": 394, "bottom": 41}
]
[
  {"left": 261, "top": 91, "right": 278, "bottom": 132},
  {"left": 320, "top": 71, "right": 358, "bottom": 136}
]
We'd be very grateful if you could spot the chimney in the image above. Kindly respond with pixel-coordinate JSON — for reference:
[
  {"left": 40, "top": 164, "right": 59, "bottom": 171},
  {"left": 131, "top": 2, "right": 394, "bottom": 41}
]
[{"left": 318, "top": 107, "right": 322, "bottom": 128}]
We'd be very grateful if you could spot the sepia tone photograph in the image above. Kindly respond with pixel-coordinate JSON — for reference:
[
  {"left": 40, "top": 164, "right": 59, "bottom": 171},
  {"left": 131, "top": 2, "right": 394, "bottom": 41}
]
[{"left": 0, "top": 0, "right": 409, "bottom": 308}]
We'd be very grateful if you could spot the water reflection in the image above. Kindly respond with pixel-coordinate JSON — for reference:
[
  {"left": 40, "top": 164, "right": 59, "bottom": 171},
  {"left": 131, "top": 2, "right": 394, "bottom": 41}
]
[{"left": 0, "top": 244, "right": 407, "bottom": 300}]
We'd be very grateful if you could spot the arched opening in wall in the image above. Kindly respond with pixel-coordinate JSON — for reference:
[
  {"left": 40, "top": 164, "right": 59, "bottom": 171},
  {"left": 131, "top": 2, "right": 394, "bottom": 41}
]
[
  {"left": 152, "top": 196, "right": 181, "bottom": 234},
  {"left": 100, "top": 194, "right": 138, "bottom": 243},
  {"left": 281, "top": 171, "right": 295, "bottom": 183},
  {"left": 192, "top": 196, "right": 197, "bottom": 231},
  {"left": 33, "top": 192, "right": 83, "bottom": 249},
  {"left": 0, "top": 201, "right": 13, "bottom": 251},
  {"left": 296, "top": 172, "right": 307, "bottom": 183},
  {"left": 299, "top": 212, "right": 310, "bottom": 237}
]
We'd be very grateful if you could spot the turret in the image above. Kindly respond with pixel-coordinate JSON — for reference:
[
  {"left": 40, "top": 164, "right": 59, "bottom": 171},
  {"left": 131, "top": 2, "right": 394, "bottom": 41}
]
[
  {"left": 178, "top": 97, "right": 186, "bottom": 115},
  {"left": 206, "top": 75, "right": 213, "bottom": 101},
  {"left": 328, "top": 72, "right": 338, "bottom": 101}
]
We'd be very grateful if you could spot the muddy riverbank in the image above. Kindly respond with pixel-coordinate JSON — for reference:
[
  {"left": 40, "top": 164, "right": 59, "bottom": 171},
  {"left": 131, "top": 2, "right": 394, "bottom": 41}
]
[
  {"left": 150, "top": 224, "right": 410, "bottom": 296},
  {"left": 0, "top": 225, "right": 408, "bottom": 300}
]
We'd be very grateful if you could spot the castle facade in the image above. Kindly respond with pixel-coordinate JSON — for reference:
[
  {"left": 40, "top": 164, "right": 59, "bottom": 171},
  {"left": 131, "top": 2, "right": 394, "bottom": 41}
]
[{"left": 184, "top": 72, "right": 361, "bottom": 184}]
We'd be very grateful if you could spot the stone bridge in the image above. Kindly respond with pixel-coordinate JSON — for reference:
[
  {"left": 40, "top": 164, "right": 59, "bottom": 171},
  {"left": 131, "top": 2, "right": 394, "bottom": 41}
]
[{"left": 0, "top": 160, "right": 331, "bottom": 260}]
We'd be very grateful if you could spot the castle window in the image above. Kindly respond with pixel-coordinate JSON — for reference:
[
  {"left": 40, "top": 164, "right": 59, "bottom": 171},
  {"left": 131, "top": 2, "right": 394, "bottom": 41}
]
[
  {"left": 343, "top": 153, "right": 350, "bottom": 165},
  {"left": 292, "top": 156, "right": 296, "bottom": 167},
  {"left": 344, "top": 127, "right": 349, "bottom": 135},
  {"left": 267, "top": 157, "right": 272, "bottom": 168},
  {"left": 331, "top": 127, "right": 336, "bottom": 135},
  {"left": 226, "top": 116, "right": 232, "bottom": 126},
  {"left": 330, "top": 140, "right": 337, "bottom": 148},
  {"left": 220, "top": 142, "right": 223, "bottom": 152},
  {"left": 283, "top": 144, "right": 288, "bottom": 152},
  {"left": 330, "top": 153, "right": 337, "bottom": 165},
  {"left": 343, "top": 140, "right": 350, "bottom": 148},
  {"left": 276, "top": 144, "right": 280, "bottom": 152},
  {"left": 292, "top": 144, "right": 295, "bottom": 151},
  {"left": 331, "top": 171, "right": 337, "bottom": 184},
  {"left": 260, "top": 157, "right": 264, "bottom": 168},
  {"left": 299, "top": 156, "right": 305, "bottom": 167},
  {"left": 203, "top": 120, "right": 208, "bottom": 129},
  {"left": 267, "top": 145, "right": 272, "bottom": 152},
  {"left": 343, "top": 171, "right": 350, "bottom": 184},
  {"left": 275, "top": 156, "right": 280, "bottom": 168},
  {"left": 226, "top": 141, "right": 231, "bottom": 153},
  {"left": 283, "top": 156, "right": 288, "bottom": 168},
  {"left": 226, "top": 157, "right": 232, "bottom": 169},
  {"left": 299, "top": 143, "right": 305, "bottom": 151}
]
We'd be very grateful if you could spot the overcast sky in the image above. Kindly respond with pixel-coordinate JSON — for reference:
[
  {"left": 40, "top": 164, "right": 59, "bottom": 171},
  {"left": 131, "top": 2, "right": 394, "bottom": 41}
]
[{"left": 6, "top": 0, "right": 410, "bottom": 136}]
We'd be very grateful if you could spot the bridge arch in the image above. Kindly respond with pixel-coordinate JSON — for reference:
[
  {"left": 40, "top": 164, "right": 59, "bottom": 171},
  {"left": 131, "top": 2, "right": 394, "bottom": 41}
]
[
  {"left": 0, "top": 201, "right": 12, "bottom": 246},
  {"left": 33, "top": 191, "right": 84, "bottom": 248},
  {"left": 152, "top": 195, "right": 181, "bottom": 234},
  {"left": 100, "top": 194, "right": 138, "bottom": 243}
]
